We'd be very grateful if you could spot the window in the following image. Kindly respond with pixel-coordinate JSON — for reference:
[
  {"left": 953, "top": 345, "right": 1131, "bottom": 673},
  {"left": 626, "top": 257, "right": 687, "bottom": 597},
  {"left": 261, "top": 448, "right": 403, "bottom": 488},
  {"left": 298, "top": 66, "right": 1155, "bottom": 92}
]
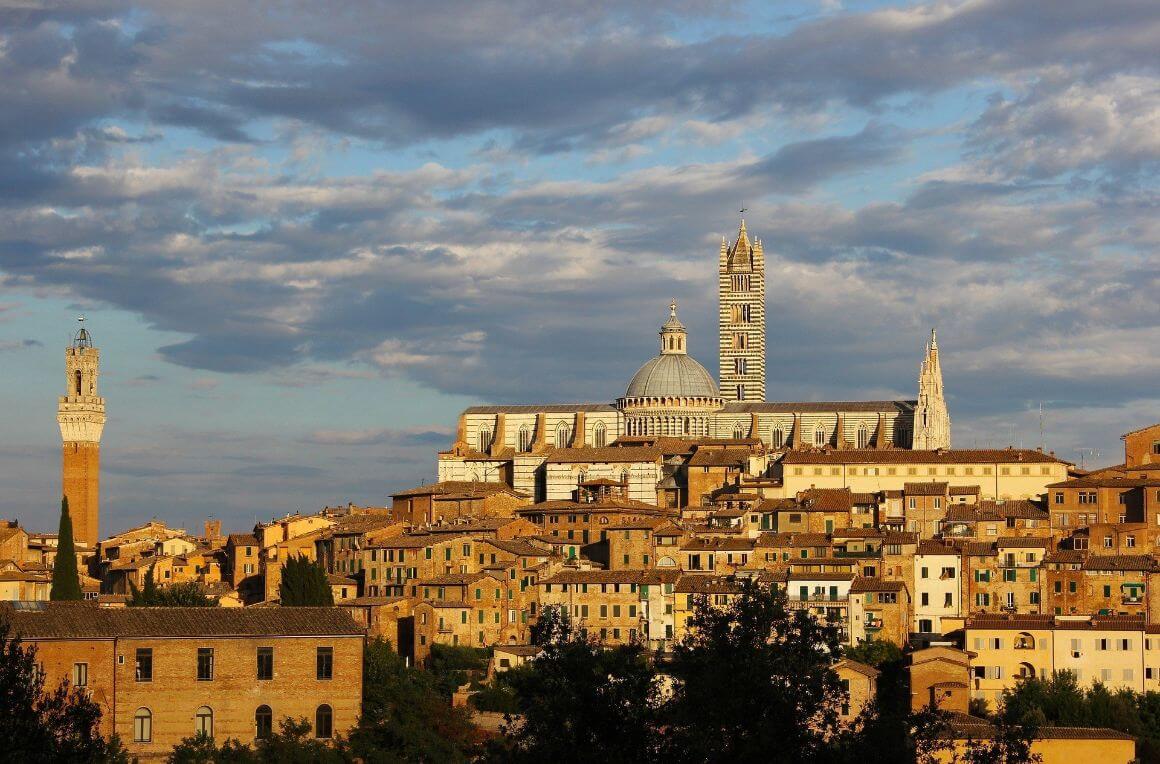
[
  {"left": 317, "top": 647, "right": 334, "bottom": 680},
  {"left": 257, "top": 647, "right": 273, "bottom": 680},
  {"left": 814, "top": 427, "right": 826, "bottom": 447},
  {"left": 478, "top": 428, "right": 492, "bottom": 453},
  {"left": 135, "top": 648, "right": 152, "bottom": 682},
  {"left": 197, "top": 648, "right": 214, "bottom": 681},
  {"left": 195, "top": 706, "right": 213, "bottom": 739},
  {"left": 593, "top": 422, "right": 607, "bottom": 448},
  {"left": 856, "top": 423, "right": 870, "bottom": 449},
  {"left": 72, "top": 662, "right": 88, "bottom": 688},
  {"left": 133, "top": 708, "right": 152, "bottom": 743},
  {"left": 734, "top": 332, "right": 747, "bottom": 349},
  {"left": 555, "top": 423, "right": 570, "bottom": 449},
  {"left": 256, "top": 705, "right": 273, "bottom": 739},
  {"left": 315, "top": 704, "right": 333, "bottom": 739},
  {"left": 735, "top": 357, "right": 747, "bottom": 375},
  {"left": 518, "top": 426, "right": 532, "bottom": 452}
]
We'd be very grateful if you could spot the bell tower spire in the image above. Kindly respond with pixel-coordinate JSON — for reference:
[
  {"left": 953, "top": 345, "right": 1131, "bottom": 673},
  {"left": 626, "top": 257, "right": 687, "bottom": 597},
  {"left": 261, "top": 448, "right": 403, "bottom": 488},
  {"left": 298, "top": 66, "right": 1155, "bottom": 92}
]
[
  {"left": 718, "top": 216, "right": 766, "bottom": 402},
  {"left": 57, "top": 316, "right": 106, "bottom": 547},
  {"left": 912, "top": 327, "right": 950, "bottom": 449}
]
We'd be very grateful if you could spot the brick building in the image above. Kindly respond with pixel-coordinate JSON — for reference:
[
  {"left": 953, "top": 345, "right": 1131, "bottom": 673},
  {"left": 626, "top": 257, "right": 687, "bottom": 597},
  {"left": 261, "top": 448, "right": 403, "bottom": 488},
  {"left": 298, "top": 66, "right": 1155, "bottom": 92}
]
[{"left": 7, "top": 604, "right": 363, "bottom": 760}]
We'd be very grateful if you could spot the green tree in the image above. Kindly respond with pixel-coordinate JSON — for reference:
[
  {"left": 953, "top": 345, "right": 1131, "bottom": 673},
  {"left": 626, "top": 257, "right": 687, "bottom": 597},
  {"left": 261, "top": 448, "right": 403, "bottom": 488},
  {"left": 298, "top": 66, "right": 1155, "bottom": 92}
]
[
  {"left": 662, "top": 579, "right": 847, "bottom": 762},
  {"left": 844, "top": 638, "right": 904, "bottom": 668},
  {"left": 279, "top": 555, "right": 334, "bottom": 606},
  {"left": 130, "top": 570, "right": 214, "bottom": 607},
  {"left": 487, "top": 607, "right": 660, "bottom": 763},
  {"left": 49, "top": 497, "right": 83, "bottom": 601},
  {"left": 168, "top": 719, "right": 347, "bottom": 763},
  {"left": 0, "top": 618, "right": 127, "bottom": 762},
  {"left": 347, "top": 638, "right": 475, "bottom": 763}
]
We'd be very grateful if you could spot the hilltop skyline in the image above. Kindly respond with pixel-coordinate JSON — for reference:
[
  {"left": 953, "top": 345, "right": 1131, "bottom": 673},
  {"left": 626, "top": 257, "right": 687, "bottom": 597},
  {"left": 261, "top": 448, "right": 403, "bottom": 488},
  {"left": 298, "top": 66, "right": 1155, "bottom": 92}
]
[{"left": 1, "top": 0, "right": 1156, "bottom": 533}]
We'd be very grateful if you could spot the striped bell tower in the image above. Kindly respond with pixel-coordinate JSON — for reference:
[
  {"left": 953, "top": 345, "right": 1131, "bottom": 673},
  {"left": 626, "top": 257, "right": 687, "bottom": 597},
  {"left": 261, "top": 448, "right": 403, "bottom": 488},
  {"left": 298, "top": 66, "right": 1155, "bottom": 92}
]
[{"left": 718, "top": 219, "right": 766, "bottom": 402}]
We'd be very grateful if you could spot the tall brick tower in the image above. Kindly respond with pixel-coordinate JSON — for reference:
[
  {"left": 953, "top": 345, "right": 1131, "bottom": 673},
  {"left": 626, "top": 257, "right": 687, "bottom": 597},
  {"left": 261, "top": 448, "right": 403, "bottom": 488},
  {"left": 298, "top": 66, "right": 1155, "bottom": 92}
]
[
  {"left": 57, "top": 318, "right": 106, "bottom": 547},
  {"left": 718, "top": 219, "right": 766, "bottom": 402}
]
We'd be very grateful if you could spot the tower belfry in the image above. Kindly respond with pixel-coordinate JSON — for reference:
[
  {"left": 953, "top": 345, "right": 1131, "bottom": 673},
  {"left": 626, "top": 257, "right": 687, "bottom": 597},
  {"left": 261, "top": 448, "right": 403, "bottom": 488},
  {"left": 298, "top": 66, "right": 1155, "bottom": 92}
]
[
  {"left": 718, "top": 218, "right": 766, "bottom": 402},
  {"left": 57, "top": 317, "right": 106, "bottom": 547},
  {"left": 913, "top": 328, "right": 950, "bottom": 449}
]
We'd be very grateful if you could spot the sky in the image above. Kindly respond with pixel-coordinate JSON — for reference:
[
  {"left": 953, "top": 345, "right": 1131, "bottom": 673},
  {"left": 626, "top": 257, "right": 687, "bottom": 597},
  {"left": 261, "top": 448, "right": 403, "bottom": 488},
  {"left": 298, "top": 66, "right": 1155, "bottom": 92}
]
[{"left": 0, "top": 0, "right": 1157, "bottom": 536}]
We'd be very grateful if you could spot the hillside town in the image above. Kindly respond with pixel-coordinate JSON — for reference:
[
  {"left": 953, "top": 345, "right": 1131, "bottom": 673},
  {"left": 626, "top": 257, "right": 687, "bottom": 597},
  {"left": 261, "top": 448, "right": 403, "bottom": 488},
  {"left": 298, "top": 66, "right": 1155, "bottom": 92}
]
[{"left": 0, "top": 222, "right": 1153, "bottom": 761}]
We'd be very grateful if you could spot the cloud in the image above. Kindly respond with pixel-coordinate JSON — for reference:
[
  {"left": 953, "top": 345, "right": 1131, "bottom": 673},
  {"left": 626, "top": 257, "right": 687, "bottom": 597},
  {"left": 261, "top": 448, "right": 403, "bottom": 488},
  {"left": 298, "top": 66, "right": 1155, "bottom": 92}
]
[{"left": 0, "top": 338, "right": 43, "bottom": 352}]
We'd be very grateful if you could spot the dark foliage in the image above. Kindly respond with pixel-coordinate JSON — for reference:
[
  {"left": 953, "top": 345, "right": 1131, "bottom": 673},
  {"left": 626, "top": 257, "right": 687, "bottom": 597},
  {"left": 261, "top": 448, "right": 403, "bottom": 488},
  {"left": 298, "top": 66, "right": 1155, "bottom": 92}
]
[
  {"left": 130, "top": 569, "right": 215, "bottom": 607},
  {"left": 278, "top": 555, "right": 334, "bottom": 606},
  {"left": 346, "top": 637, "right": 476, "bottom": 763},
  {"left": 168, "top": 719, "right": 347, "bottom": 763},
  {"left": 0, "top": 618, "right": 126, "bottom": 762}
]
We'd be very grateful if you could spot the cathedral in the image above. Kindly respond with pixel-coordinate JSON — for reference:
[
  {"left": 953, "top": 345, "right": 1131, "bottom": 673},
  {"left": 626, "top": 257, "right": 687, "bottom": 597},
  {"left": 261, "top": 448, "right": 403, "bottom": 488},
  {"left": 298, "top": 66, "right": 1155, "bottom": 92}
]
[{"left": 438, "top": 220, "right": 950, "bottom": 498}]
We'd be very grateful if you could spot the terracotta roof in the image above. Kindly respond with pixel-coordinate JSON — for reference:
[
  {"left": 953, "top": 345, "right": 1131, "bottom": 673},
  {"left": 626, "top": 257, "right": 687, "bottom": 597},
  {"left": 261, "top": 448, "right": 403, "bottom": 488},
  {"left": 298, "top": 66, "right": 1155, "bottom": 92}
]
[
  {"left": 494, "top": 644, "right": 544, "bottom": 657},
  {"left": 995, "top": 537, "right": 1049, "bottom": 548},
  {"left": 781, "top": 448, "right": 1066, "bottom": 465},
  {"left": 832, "top": 528, "right": 885, "bottom": 539},
  {"left": 723, "top": 401, "right": 914, "bottom": 414},
  {"left": 680, "top": 537, "right": 756, "bottom": 552},
  {"left": 1044, "top": 550, "right": 1086, "bottom": 564},
  {"left": 788, "top": 571, "right": 855, "bottom": 582},
  {"left": 966, "top": 613, "right": 1147, "bottom": 631},
  {"left": 463, "top": 404, "right": 614, "bottom": 414},
  {"left": 850, "top": 492, "right": 880, "bottom": 504},
  {"left": 757, "top": 498, "right": 798, "bottom": 512},
  {"left": 478, "top": 538, "right": 552, "bottom": 556},
  {"left": 370, "top": 533, "right": 467, "bottom": 549},
  {"left": 608, "top": 518, "right": 667, "bottom": 531},
  {"left": 544, "top": 447, "right": 662, "bottom": 464},
  {"left": 976, "top": 500, "right": 1048, "bottom": 519},
  {"left": 1121, "top": 423, "right": 1160, "bottom": 438},
  {"left": 834, "top": 658, "right": 880, "bottom": 678},
  {"left": 958, "top": 542, "right": 996, "bottom": 557},
  {"left": 949, "top": 485, "right": 981, "bottom": 495},
  {"left": 541, "top": 570, "right": 681, "bottom": 585},
  {"left": 417, "top": 573, "right": 497, "bottom": 586},
  {"left": 904, "top": 482, "right": 949, "bottom": 496},
  {"left": 849, "top": 577, "right": 906, "bottom": 593},
  {"left": 327, "top": 574, "right": 358, "bottom": 586},
  {"left": 916, "top": 540, "right": 958, "bottom": 556},
  {"left": 675, "top": 575, "right": 743, "bottom": 594},
  {"left": 226, "top": 533, "right": 259, "bottom": 546},
  {"left": 883, "top": 531, "right": 919, "bottom": 546},
  {"left": 1082, "top": 555, "right": 1160, "bottom": 572},
  {"left": 688, "top": 449, "right": 750, "bottom": 467},
  {"left": 797, "top": 488, "right": 853, "bottom": 512},
  {"left": 1046, "top": 476, "right": 1159, "bottom": 489},
  {"left": 342, "top": 596, "right": 409, "bottom": 606},
  {"left": 4, "top": 604, "right": 363, "bottom": 638},
  {"left": 392, "top": 480, "right": 522, "bottom": 499}
]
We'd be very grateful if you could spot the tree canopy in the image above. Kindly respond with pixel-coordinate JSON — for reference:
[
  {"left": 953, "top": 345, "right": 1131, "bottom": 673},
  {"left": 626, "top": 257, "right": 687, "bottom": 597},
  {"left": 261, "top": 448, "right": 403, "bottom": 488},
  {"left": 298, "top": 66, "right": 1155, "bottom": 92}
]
[
  {"left": 49, "top": 497, "right": 83, "bottom": 601},
  {"left": 278, "top": 555, "right": 334, "bottom": 606},
  {"left": 129, "top": 568, "right": 215, "bottom": 607}
]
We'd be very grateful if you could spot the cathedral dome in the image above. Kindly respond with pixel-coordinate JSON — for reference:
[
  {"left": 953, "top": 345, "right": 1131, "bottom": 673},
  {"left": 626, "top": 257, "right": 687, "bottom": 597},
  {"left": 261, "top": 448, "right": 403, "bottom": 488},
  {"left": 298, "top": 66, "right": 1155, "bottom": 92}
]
[
  {"left": 623, "top": 302, "right": 719, "bottom": 399},
  {"left": 625, "top": 353, "right": 719, "bottom": 398}
]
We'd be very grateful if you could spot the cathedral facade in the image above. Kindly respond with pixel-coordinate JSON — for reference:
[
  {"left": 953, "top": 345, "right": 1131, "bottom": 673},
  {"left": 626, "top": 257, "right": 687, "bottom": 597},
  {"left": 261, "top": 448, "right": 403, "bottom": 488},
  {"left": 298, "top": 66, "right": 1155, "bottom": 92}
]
[{"left": 438, "top": 220, "right": 950, "bottom": 496}]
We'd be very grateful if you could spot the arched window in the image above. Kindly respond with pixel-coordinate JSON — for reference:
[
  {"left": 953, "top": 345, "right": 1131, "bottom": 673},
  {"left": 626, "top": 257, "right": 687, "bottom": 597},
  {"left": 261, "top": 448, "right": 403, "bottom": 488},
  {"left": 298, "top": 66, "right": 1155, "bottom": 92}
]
[
  {"left": 255, "top": 705, "right": 273, "bottom": 739},
  {"left": 593, "top": 422, "right": 607, "bottom": 448},
  {"left": 736, "top": 385, "right": 745, "bottom": 401},
  {"left": 577, "top": 469, "right": 587, "bottom": 484},
  {"left": 518, "top": 425, "right": 532, "bottom": 452},
  {"left": 555, "top": 423, "right": 570, "bottom": 449},
  {"left": 814, "top": 426, "right": 827, "bottom": 447},
  {"left": 195, "top": 706, "right": 213, "bottom": 738},
  {"left": 771, "top": 426, "right": 785, "bottom": 448},
  {"left": 74, "top": 370, "right": 83, "bottom": 396},
  {"left": 732, "top": 423, "right": 745, "bottom": 440},
  {"left": 856, "top": 423, "right": 870, "bottom": 449},
  {"left": 133, "top": 708, "right": 152, "bottom": 743},
  {"left": 478, "top": 428, "right": 492, "bottom": 453},
  {"left": 620, "top": 469, "right": 629, "bottom": 485},
  {"left": 315, "top": 704, "right": 333, "bottom": 739},
  {"left": 683, "top": 417, "right": 691, "bottom": 435}
]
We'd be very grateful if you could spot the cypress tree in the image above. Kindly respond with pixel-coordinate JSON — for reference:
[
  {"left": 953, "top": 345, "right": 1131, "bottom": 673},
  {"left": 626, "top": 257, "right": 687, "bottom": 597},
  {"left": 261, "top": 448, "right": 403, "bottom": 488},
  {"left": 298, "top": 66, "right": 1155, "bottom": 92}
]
[
  {"left": 279, "top": 554, "right": 333, "bottom": 606},
  {"left": 50, "top": 497, "right": 83, "bottom": 601}
]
